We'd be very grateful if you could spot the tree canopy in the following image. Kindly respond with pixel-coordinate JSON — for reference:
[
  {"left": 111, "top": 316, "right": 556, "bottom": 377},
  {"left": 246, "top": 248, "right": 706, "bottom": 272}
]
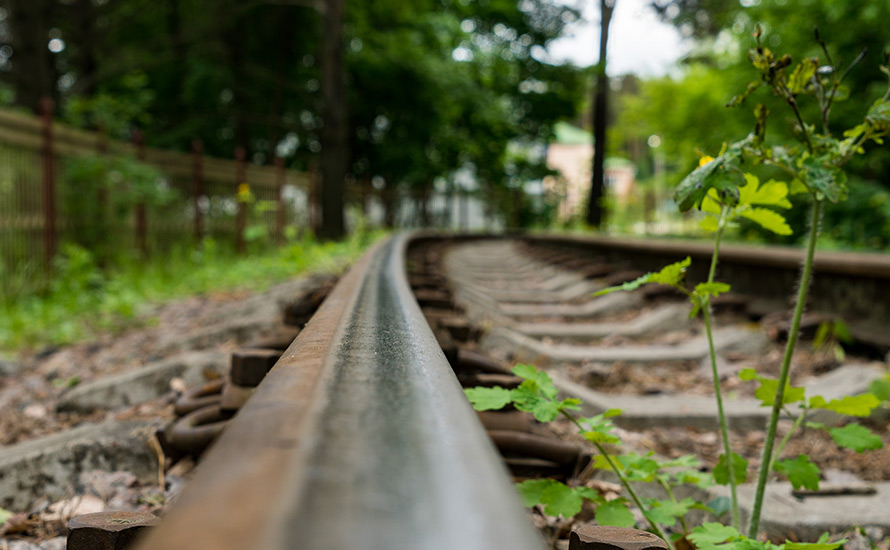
[{"left": 0, "top": 0, "right": 585, "bottom": 231}]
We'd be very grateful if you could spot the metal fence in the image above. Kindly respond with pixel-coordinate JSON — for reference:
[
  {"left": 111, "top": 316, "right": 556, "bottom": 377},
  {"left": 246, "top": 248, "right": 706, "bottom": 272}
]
[{"left": 0, "top": 99, "right": 314, "bottom": 286}]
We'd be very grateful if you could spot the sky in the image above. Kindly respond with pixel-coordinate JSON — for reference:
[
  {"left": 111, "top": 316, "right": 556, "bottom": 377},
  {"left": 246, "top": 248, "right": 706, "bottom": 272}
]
[{"left": 544, "top": 0, "right": 690, "bottom": 76}]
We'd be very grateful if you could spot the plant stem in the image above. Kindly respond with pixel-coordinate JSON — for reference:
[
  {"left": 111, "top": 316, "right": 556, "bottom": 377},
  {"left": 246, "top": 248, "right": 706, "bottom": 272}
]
[
  {"left": 657, "top": 477, "right": 690, "bottom": 534},
  {"left": 703, "top": 207, "right": 739, "bottom": 530},
  {"left": 769, "top": 407, "right": 809, "bottom": 472},
  {"left": 748, "top": 199, "right": 823, "bottom": 538},
  {"left": 561, "top": 410, "right": 671, "bottom": 545}
]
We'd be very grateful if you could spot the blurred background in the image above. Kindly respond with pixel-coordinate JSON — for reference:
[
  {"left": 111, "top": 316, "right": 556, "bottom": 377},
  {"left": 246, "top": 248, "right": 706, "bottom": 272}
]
[{"left": 1, "top": 0, "right": 889, "bottom": 347}]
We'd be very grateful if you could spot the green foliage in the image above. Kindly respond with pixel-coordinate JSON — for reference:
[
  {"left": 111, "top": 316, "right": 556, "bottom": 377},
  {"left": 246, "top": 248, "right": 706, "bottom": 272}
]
[
  {"left": 0, "top": 506, "right": 12, "bottom": 527},
  {"left": 515, "top": 479, "right": 584, "bottom": 518},
  {"left": 828, "top": 423, "right": 884, "bottom": 453},
  {"left": 62, "top": 154, "right": 173, "bottom": 265},
  {"left": 594, "top": 257, "right": 691, "bottom": 296},
  {"left": 0, "top": 230, "right": 383, "bottom": 350},
  {"left": 688, "top": 522, "right": 743, "bottom": 550},
  {"left": 463, "top": 386, "right": 512, "bottom": 411},
  {"left": 775, "top": 455, "right": 821, "bottom": 491},
  {"left": 738, "top": 369, "right": 805, "bottom": 407},
  {"left": 713, "top": 453, "right": 748, "bottom": 486},
  {"left": 595, "top": 499, "right": 635, "bottom": 527},
  {"left": 809, "top": 393, "right": 881, "bottom": 417}
]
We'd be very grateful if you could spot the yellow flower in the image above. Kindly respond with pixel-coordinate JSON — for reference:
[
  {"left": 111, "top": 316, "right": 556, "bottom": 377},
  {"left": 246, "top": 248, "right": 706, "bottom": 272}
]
[
  {"left": 699, "top": 155, "right": 715, "bottom": 167},
  {"left": 238, "top": 183, "right": 250, "bottom": 195}
]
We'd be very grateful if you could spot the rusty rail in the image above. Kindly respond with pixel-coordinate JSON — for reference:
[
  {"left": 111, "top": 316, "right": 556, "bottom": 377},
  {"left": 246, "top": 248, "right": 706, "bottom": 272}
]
[
  {"left": 524, "top": 234, "right": 890, "bottom": 332},
  {"left": 137, "top": 233, "right": 542, "bottom": 550}
]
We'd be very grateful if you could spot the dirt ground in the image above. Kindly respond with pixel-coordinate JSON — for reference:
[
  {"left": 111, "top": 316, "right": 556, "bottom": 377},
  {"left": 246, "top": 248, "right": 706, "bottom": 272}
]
[{"left": 0, "top": 276, "right": 328, "bottom": 548}]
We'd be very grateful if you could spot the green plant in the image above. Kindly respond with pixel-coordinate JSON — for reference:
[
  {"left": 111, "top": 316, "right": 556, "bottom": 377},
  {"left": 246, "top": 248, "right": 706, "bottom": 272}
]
[
  {"left": 63, "top": 154, "right": 174, "bottom": 264},
  {"left": 811, "top": 319, "right": 853, "bottom": 363},
  {"left": 467, "top": 31, "right": 889, "bottom": 547},
  {"left": 669, "top": 29, "right": 889, "bottom": 538},
  {"left": 464, "top": 364, "right": 864, "bottom": 550},
  {"left": 466, "top": 364, "right": 715, "bottom": 544},
  {"left": 0, "top": 230, "right": 385, "bottom": 351}
]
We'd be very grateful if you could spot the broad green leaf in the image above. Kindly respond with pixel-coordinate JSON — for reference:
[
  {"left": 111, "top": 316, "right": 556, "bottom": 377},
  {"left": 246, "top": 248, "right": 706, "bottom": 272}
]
[
  {"left": 801, "top": 157, "right": 847, "bottom": 202},
  {"left": 866, "top": 99, "right": 890, "bottom": 131},
  {"left": 0, "top": 506, "right": 12, "bottom": 526},
  {"left": 757, "top": 378, "right": 806, "bottom": 406},
  {"left": 714, "top": 452, "right": 748, "bottom": 485},
  {"left": 740, "top": 207, "right": 792, "bottom": 235},
  {"left": 603, "top": 408, "right": 622, "bottom": 418},
  {"left": 580, "top": 414, "right": 621, "bottom": 444},
  {"left": 675, "top": 157, "right": 721, "bottom": 212},
  {"left": 574, "top": 486, "right": 601, "bottom": 502},
  {"left": 775, "top": 455, "right": 821, "bottom": 491},
  {"left": 646, "top": 498, "right": 697, "bottom": 527},
  {"left": 645, "top": 504, "right": 677, "bottom": 527},
  {"left": 788, "top": 58, "right": 817, "bottom": 94},
  {"left": 464, "top": 386, "right": 512, "bottom": 411},
  {"left": 592, "top": 454, "right": 619, "bottom": 470},
  {"left": 619, "top": 452, "right": 659, "bottom": 482},
  {"left": 671, "top": 468, "right": 715, "bottom": 489},
  {"left": 789, "top": 179, "right": 809, "bottom": 195},
  {"left": 516, "top": 479, "right": 558, "bottom": 507},
  {"left": 694, "top": 282, "right": 731, "bottom": 299},
  {"left": 700, "top": 216, "right": 720, "bottom": 232},
  {"left": 701, "top": 189, "right": 723, "bottom": 214},
  {"left": 868, "top": 376, "right": 890, "bottom": 402},
  {"left": 674, "top": 138, "right": 749, "bottom": 212},
  {"left": 558, "top": 397, "right": 582, "bottom": 412},
  {"left": 595, "top": 499, "right": 635, "bottom": 527},
  {"left": 512, "top": 364, "right": 558, "bottom": 399},
  {"left": 706, "top": 496, "right": 732, "bottom": 518},
  {"left": 810, "top": 393, "right": 881, "bottom": 417},
  {"left": 511, "top": 384, "right": 561, "bottom": 422},
  {"left": 737, "top": 174, "right": 792, "bottom": 209},
  {"left": 828, "top": 423, "right": 883, "bottom": 452},
  {"left": 594, "top": 257, "right": 691, "bottom": 296},
  {"left": 689, "top": 522, "right": 742, "bottom": 550},
  {"left": 649, "top": 257, "right": 693, "bottom": 286},
  {"left": 833, "top": 320, "right": 853, "bottom": 344},
  {"left": 738, "top": 368, "right": 758, "bottom": 381},
  {"left": 540, "top": 480, "right": 584, "bottom": 517}
]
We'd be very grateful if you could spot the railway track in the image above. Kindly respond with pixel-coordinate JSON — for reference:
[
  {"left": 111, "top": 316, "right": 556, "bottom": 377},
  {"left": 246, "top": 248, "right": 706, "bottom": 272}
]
[{"left": 5, "top": 233, "right": 888, "bottom": 549}]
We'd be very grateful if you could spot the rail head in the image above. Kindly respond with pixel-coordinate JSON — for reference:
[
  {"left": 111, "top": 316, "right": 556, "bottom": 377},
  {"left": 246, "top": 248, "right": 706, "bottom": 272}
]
[{"left": 137, "top": 233, "right": 542, "bottom": 550}]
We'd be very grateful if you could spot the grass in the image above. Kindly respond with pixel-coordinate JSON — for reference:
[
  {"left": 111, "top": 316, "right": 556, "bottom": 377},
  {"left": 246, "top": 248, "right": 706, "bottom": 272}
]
[{"left": 0, "top": 230, "right": 386, "bottom": 352}]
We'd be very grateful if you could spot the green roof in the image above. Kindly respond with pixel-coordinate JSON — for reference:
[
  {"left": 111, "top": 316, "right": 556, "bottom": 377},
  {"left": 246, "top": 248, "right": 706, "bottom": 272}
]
[{"left": 553, "top": 122, "right": 591, "bottom": 145}]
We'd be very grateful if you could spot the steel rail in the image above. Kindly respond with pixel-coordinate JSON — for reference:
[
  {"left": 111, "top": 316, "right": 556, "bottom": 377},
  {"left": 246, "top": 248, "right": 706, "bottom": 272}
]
[
  {"left": 524, "top": 233, "right": 890, "bottom": 330},
  {"left": 527, "top": 234, "right": 890, "bottom": 279},
  {"left": 136, "top": 233, "right": 542, "bottom": 550}
]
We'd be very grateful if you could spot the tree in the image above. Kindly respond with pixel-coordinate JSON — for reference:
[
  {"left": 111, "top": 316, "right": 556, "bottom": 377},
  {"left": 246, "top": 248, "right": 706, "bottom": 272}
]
[
  {"left": 319, "top": 0, "right": 347, "bottom": 240},
  {"left": 586, "top": 0, "right": 615, "bottom": 229}
]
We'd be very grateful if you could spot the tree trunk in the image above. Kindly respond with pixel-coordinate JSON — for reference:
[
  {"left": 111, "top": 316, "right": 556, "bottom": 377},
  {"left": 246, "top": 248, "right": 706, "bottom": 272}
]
[
  {"left": 7, "top": 0, "right": 56, "bottom": 113},
  {"left": 585, "top": 0, "right": 615, "bottom": 229},
  {"left": 319, "top": 0, "right": 347, "bottom": 240},
  {"left": 70, "top": 0, "right": 98, "bottom": 98}
]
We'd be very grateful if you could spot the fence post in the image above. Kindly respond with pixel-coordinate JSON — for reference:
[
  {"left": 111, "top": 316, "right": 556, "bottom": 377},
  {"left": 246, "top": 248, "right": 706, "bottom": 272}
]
[
  {"left": 95, "top": 124, "right": 109, "bottom": 265},
  {"left": 133, "top": 129, "right": 148, "bottom": 258},
  {"left": 192, "top": 139, "right": 204, "bottom": 245},
  {"left": 308, "top": 160, "right": 320, "bottom": 234},
  {"left": 235, "top": 146, "right": 246, "bottom": 254},
  {"left": 275, "top": 155, "right": 285, "bottom": 245},
  {"left": 40, "top": 97, "right": 56, "bottom": 272}
]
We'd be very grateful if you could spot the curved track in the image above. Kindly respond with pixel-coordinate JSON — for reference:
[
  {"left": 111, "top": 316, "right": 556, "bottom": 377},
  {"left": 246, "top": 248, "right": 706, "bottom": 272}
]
[{"left": 135, "top": 233, "right": 890, "bottom": 548}]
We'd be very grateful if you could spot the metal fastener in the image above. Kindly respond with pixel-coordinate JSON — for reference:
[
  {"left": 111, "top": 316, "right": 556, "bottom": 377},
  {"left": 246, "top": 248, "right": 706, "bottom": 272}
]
[
  {"left": 229, "top": 348, "right": 281, "bottom": 387},
  {"left": 67, "top": 511, "right": 159, "bottom": 550},
  {"left": 570, "top": 525, "right": 669, "bottom": 550}
]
